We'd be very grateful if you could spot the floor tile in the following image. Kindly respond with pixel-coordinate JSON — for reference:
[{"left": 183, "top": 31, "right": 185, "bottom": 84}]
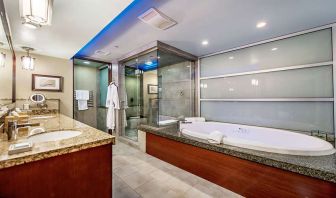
[{"left": 112, "top": 141, "right": 243, "bottom": 198}]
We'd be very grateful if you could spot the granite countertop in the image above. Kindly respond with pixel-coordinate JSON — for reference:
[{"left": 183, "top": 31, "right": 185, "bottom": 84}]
[
  {"left": 0, "top": 114, "right": 114, "bottom": 170},
  {"left": 138, "top": 124, "right": 336, "bottom": 183}
]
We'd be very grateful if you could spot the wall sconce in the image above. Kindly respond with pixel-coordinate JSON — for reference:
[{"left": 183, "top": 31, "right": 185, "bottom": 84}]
[
  {"left": 0, "top": 52, "right": 5, "bottom": 68},
  {"left": 20, "top": 0, "right": 53, "bottom": 29},
  {"left": 21, "top": 47, "right": 35, "bottom": 70}
]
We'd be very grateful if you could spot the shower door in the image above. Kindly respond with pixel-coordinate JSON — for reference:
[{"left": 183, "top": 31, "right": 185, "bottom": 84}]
[
  {"left": 124, "top": 66, "right": 142, "bottom": 141},
  {"left": 120, "top": 50, "right": 159, "bottom": 141}
]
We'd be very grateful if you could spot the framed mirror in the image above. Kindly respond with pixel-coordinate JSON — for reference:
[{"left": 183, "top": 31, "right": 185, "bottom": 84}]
[{"left": 0, "top": 1, "right": 15, "bottom": 109}]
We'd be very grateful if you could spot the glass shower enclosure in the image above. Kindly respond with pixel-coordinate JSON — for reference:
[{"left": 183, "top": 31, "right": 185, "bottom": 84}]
[{"left": 119, "top": 44, "right": 197, "bottom": 141}]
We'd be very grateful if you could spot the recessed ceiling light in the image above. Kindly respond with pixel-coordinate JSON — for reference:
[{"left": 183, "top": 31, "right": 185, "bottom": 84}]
[
  {"left": 145, "top": 61, "right": 153, "bottom": 65},
  {"left": 83, "top": 61, "right": 90, "bottom": 64},
  {"left": 256, "top": 21, "right": 267, "bottom": 28},
  {"left": 229, "top": 56, "right": 234, "bottom": 60},
  {"left": 202, "top": 40, "right": 209, "bottom": 46},
  {"left": 271, "top": 47, "right": 278, "bottom": 51}
]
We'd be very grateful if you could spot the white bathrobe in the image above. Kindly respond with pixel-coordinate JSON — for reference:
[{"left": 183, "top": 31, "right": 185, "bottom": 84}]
[{"left": 106, "top": 84, "right": 120, "bottom": 130}]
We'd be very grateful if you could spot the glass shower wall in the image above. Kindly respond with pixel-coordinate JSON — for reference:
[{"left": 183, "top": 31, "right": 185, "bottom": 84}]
[
  {"left": 119, "top": 48, "right": 196, "bottom": 141},
  {"left": 157, "top": 50, "right": 195, "bottom": 125},
  {"left": 121, "top": 51, "right": 159, "bottom": 141}
]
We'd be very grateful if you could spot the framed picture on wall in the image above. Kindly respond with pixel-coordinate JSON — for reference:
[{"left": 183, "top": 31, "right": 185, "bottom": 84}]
[
  {"left": 32, "top": 74, "right": 63, "bottom": 92},
  {"left": 148, "top": 84, "right": 158, "bottom": 94}
]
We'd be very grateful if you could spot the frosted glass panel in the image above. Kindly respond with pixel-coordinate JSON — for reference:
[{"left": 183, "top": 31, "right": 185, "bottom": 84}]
[
  {"left": 201, "top": 101, "right": 333, "bottom": 133},
  {"left": 201, "top": 66, "right": 333, "bottom": 99},
  {"left": 201, "top": 29, "right": 332, "bottom": 77}
]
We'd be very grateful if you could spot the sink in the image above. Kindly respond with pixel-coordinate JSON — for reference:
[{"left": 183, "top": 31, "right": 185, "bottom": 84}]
[{"left": 27, "top": 130, "right": 82, "bottom": 143}]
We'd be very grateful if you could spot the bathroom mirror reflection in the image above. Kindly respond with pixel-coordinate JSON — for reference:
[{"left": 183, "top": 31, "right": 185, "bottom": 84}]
[{"left": 0, "top": 10, "right": 14, "bottom": 107}]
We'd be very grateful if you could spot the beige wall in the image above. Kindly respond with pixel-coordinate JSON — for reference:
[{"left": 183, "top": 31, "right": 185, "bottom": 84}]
[{"left": 15, "top": 51, "right": 73, "bottom": 117}]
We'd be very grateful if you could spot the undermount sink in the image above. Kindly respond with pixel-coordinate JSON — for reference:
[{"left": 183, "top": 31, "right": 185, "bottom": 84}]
[{"left": 27, "top": 130, "right": 82, "bottom": 143}]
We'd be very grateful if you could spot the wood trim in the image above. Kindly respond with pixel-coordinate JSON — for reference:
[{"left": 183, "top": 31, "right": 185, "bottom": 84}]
[
  {"left": 146, "top": 133, "right": 336, "bottom": 198},
  {"left": 32, "top": 74, "right": 63, "bottom": 92},
  {"left": 0, "top": 144, "right": 113, "bottom": 198},
  {"left": 12, "top": 54, "right": 16, "bottom": 103}
]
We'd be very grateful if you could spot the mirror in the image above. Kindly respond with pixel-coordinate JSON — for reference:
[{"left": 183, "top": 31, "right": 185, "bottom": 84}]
[
  {"left": 30, "top": 94, "right": 46, "bottom": 104},
  {"left": 0, "top": 1, "right": 15, "bottom": 109}
]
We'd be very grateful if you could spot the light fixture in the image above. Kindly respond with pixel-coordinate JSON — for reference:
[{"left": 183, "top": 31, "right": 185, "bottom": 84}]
[
  {"left": 229, "top": 56, "right": 234, "bottom": 60},
  {"left": 21, "top": 47, "right": 35, "bottom": 70},
  {"left": 256, "top": 21, "right": 267, "bottom": 28},
  {"left": 145, "top": 60, "right": 153, "bottom": 65},
  {"left": 271, "top": 47, "right": 278, "bottom": 51},
  {"left": 202, "top": 40, "right": 209, "bottom": 46},
  {"left": 0, "top": 52, "right": 6, "bottom": 68},
  {"left": 20, "top": 0, "right": 53, "bottom": 28},
  {"left": 83, "top": 61, "right": 90, "bottom": 64}
]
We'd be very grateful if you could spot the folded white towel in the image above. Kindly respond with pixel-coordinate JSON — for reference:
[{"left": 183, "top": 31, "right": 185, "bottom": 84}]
[
  {"left": 207, "top": 131, "right": 224, "bottom": 144},
  {"left": 77, "top": 100, "right": 88, "bottom": 111},
  {"left": 75, "top": 90, "right": 89, "bottom": 111},
  {"left": 75, "top": 90, "right": 89, "bottom": 100},
  {"left": 185, "top": 117, "right": 206, "bottom": 123}
]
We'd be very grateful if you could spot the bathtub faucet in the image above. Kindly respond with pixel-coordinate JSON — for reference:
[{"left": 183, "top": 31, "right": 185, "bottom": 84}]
[{"left": 178, "top": 120, "right": 192, "bottom": 132}]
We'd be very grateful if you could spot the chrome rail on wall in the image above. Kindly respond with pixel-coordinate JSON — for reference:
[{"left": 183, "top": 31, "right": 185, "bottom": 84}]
[{"left": 199, "top": 61, "right": 333, "bottom": 80}]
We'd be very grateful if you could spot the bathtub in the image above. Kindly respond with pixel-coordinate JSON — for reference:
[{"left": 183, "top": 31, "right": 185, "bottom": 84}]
[{"left": 180, "top": 122, "right": 335, "bottom": 156}]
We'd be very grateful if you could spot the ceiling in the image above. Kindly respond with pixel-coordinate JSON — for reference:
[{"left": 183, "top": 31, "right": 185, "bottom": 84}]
[
  {"left": 75, "top": 0, "right": 336, "bottom": 62},
  {"left": 3, "top": 0, "right": 134, "bottom": 59},
  {"left": 74, "top": 58, "right": 107, "bottom": 68}
]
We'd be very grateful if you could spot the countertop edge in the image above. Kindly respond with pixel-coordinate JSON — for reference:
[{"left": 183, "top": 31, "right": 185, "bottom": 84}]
[
  {"left": 139, "top": 127, "right": 336, "bottom": 183},
  {"left": 0, "top": 137, "right": 114, "bottom": 170}
]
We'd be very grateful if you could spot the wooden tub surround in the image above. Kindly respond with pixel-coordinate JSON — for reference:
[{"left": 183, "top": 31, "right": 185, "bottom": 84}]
[{"left": 146, "top": 133, "right": 336, "bottom": 198}]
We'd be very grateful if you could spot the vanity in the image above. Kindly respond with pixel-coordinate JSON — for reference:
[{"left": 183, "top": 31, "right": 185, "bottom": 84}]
[{"left": 0, "top": 113, "right": 115, "bottom": 198}]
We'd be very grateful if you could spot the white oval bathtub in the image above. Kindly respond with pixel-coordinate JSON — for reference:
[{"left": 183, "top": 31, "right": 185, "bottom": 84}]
[{"left": 180, "top": 122, "right": 335, "bottom": 156}]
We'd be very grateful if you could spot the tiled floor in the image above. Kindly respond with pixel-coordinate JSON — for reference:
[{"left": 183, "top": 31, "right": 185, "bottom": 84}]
[{"left": 113, "top": 141, "right": 243, "bottom": 198}]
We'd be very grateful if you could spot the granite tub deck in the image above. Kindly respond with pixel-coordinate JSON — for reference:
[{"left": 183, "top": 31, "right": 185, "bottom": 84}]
[
  {"left": 138, "top": 124, "right": 336, "bottom": 183},
  {"left": 0, "top": 114, "right": 115, "bottom": 169}
]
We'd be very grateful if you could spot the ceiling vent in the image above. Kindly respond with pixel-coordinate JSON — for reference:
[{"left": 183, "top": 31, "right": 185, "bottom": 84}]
[
  {"left": 138, "top": 8, "right": 177, "bottom": 30},
  {"left": 95, "top": 50, "right": 111, "bottom": 56}
]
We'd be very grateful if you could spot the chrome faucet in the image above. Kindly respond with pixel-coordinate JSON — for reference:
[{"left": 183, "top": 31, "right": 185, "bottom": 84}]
[
  {"left": 178, "top": 119, "right": 192, "bottom": 132},
  {"left": 7, "top": 121, "right": 40, "bottom": 141}
]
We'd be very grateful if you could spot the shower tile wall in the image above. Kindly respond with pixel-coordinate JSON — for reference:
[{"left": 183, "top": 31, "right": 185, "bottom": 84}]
[
  {"left": 200, "top": 28, "right": 334, "bottom": 134},
  {"left": 158, "top": 61, "right": 194, "bottom": 118}
]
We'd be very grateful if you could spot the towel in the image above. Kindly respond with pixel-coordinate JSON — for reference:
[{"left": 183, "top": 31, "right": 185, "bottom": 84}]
[
  {"left": 75, "top": 90, "right": 89, "bottom": 100},
  {"left": 75, "top": 90, "right": 90, "bottom": 111},
  {"left": 106, "top": 84, "right": 120, "bottom": 130},
  {"left": 185, "top": 117, "right": 206, "bottom": 123},
  {"left": 207, "top": 131, "right": 224, "bottom": 144}
]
